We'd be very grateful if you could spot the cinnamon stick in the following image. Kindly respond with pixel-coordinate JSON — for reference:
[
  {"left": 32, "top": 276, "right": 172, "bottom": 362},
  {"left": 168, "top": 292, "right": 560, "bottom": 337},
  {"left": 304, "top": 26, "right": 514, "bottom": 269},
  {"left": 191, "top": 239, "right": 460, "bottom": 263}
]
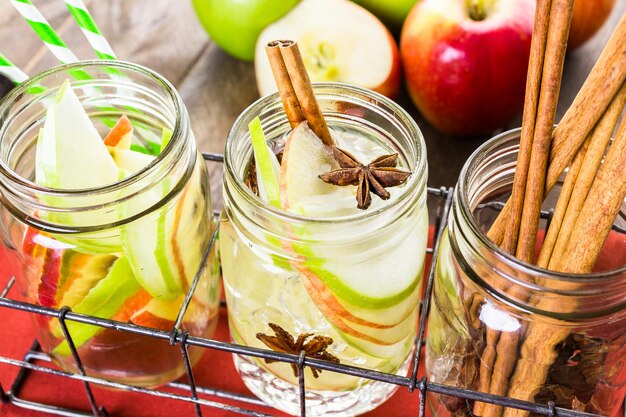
[
  {"left": 266, "top": 41, "right": 305, "bottom": 128},
  {"left": 500, "top": 0, "right": 552, "bottom": 255},
  {"left": 278, "top": 41, "right": 334, "bottom": 146},
  {"left": 554, "top": 117, "right": 626, "bottom": 273},
  {"left": 547, "top": 12, "right": 626, "bottom": 192},
  {"left": 546, "top": 83, "right": 626, "bottom": 267},
  {"left": 515, "top": 0, "right": 573, "bottom": 263},
  {"left": 535, "top": 135, "right": 589, "bottom": 267}
]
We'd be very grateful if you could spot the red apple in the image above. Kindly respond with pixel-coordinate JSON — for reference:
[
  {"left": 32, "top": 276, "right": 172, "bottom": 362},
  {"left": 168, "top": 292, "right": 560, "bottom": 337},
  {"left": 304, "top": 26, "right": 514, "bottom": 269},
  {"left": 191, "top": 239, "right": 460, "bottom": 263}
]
[
  {"left": 400, "top": 0, "right": 534, "bottom": 135},
  {"left": 255, "top": 0, "right": 401, "bottom": 99},
  {"left": 568, "top": 0, "right": 616, "bottom": 50}
]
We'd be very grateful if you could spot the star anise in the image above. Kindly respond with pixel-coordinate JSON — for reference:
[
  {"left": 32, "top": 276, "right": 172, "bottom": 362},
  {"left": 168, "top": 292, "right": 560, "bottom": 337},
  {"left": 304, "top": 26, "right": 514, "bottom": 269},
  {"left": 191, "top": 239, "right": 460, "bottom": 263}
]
[
  {"left": 319, "top": 147, "right": 412, "bottom": 210},
  {"left": 256, "top": 323, "right": 340, "bottom": 378}
]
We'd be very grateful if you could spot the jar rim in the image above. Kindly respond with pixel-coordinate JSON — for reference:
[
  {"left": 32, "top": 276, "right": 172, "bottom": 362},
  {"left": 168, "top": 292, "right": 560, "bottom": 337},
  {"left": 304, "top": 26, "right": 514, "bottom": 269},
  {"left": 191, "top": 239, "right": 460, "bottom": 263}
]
[
  {"left": 224, "top": 82, "right": 428, "bottom": 226},
  {"left": 457, "top": 127, "right": 626, "bottom": 281},
  {"left": 0, "top": 60, "right": 183, "bottom": 198}
]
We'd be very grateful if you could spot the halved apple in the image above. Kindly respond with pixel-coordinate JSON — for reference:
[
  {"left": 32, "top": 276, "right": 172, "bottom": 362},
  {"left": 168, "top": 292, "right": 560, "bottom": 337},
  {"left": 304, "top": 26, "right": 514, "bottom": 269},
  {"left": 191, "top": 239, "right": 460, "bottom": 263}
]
[
  {"left": 255, "top": 0, "right": 401, "bottom": 98},
  {"left": 104, "top": 114, "right": 133, "bottom": 150}
]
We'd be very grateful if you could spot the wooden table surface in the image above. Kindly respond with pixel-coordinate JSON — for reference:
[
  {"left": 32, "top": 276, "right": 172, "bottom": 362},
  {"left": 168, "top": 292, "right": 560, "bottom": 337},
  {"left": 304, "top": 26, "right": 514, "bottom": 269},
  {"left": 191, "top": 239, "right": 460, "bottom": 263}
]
[{"left": 0, "top": 0, "right": 624, "bottom": 209}]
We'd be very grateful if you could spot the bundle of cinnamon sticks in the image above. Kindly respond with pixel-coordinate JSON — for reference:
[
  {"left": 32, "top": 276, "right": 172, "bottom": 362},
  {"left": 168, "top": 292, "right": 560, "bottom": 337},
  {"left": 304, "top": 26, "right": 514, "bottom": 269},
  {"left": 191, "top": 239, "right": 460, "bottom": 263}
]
[{"left": 474, "top": 1, "right": 626, "bottom": 416}]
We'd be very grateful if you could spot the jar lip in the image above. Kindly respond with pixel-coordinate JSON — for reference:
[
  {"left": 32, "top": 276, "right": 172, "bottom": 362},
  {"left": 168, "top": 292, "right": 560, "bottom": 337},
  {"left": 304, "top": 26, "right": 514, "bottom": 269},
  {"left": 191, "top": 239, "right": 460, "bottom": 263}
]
[
  {"left": 225, "top": 82, "right": 428, "bottom": 225},
  {"left": 0, "top": 60, "right": 183, "bottom": 197},
  {"left": 457, "top": 127, "right": 626, "bottom": 281}
]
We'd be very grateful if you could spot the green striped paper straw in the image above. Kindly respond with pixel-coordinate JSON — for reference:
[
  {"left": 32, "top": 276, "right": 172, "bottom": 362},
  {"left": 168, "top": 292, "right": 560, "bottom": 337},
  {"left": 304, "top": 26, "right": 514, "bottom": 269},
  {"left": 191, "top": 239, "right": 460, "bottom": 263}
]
[
  {"left": 0, "top": 52, "right": 28, "bottom": 84},
  {"left": 10, "top": 0, "right": 79, "bottom": 64},
  {"left": 64, "top": 0, "right": 117, "bottom": 60}
]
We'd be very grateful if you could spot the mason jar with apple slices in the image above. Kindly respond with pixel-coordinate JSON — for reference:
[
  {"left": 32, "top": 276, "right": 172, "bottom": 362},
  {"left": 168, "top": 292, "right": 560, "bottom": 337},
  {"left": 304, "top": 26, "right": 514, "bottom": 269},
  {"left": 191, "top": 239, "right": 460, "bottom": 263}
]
[
  {"left": 221, "top": 83, "right": 429, "bottom": 417},
  {"left": 0, "top": 61, "right": 221, "bottom": 387}
]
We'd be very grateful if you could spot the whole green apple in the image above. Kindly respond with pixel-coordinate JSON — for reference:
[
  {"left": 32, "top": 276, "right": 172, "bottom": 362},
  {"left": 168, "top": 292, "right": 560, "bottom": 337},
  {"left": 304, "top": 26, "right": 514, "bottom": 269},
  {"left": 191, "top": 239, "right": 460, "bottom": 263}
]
[
  {"left": 352, "top": 0, "right": 417, "bottom": 30},
  {"left": 192, "top": 0, "right": 300, "bottom": 61}
]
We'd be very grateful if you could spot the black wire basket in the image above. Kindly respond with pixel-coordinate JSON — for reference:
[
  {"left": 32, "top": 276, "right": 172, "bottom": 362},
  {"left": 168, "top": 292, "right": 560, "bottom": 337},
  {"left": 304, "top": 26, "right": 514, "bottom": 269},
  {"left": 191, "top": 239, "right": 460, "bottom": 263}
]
[{"left": 0, "top": 152, "right": 622, "bottom": 417}]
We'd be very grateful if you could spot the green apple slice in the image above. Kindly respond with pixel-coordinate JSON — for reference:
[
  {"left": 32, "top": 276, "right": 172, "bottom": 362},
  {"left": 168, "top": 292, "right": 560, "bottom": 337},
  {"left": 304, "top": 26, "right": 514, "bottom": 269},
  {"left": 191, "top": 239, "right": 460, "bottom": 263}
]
[
  {"left": 35, "top": 80, "right": 123, "bottom": 253},
  {"left": 336, "top": 325, "right": 416, "bottom": 360},
  {"left": 121, "top": 197, "right": 183, "bottom": 300},
  {"left": 53, "top": 256, "right": 140, "bottom": 355},
  {"left": 120, "top": 147, "right": 210, "bottom": 301},
  {"left": 36, "top": 79, "right": 119, "bottom": 190},
  {"left": 249, "top": 117, "right": 281, "bottom": 207},
  {"left": 160, "top": 127, "right": 173, "bottom": 151},
  {"left": 300, "top": 222, "right": 426, "bottom": 308}
]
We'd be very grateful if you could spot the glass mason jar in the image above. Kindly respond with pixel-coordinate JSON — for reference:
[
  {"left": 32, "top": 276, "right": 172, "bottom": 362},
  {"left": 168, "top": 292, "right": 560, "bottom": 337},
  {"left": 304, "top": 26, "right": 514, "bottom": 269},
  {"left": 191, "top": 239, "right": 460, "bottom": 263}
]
[
  {"left": 221, "top": 83, "right": 429, "bottom": 416},
  {"left": 0, "top": 61, "right": 221, "bottom": 387},
  {"left": 426, "top": 128, "right": 626, "bottom": 417}
]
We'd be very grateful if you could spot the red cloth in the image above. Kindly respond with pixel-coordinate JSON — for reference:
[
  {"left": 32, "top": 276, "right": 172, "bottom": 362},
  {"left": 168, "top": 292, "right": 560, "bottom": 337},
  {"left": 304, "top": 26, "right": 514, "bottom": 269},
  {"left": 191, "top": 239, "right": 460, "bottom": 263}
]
[{"left": 0, "top": 231, "right": 434, "bottom": 417}]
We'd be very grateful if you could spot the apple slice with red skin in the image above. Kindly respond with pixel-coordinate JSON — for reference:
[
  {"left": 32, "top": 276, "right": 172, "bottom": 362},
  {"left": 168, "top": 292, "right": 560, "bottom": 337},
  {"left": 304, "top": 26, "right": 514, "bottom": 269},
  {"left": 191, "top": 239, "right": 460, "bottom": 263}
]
[
  {"left": 53, "top": 256, "right": 140, "bottom": 356},
  {"left": 37, "top": 248, "right": 63, "bottom": 308},
  {"left": 255, "top": 0, "right": 401, "bottom": 99},
  {"left": 300, "top": 267, "right": 420, "bottom": 346},
  {"left": 55, "top": 251, "right": 118, "bottom": 309},
  {"left": 104, "top": 114, "right": 133, "bottom": 149},
  {"left": 300, "top": 263, "right": 422, "bottom": 328}
]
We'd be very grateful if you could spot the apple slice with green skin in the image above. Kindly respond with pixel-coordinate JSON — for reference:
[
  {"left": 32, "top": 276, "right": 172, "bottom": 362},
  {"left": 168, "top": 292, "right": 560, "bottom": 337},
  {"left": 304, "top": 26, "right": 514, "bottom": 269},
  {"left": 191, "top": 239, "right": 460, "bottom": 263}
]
[
  {"left": 249, "top": 117, "right": 281, "bottom": 207},
  {"left": 53, "top": 256, "right": 140, "bottom": 356},
  {"left": 337, "top": 324, "right": 416, "bottom": 360},
  {"left": 35, "top": 80, "right": 123, "bottom": 254},
  {"left": 36, "top": 79, "right": 119, "bottom": 189},
  {"left": 104, "top": 114, "right": 133, "bottom": 149},
  {"left": 301, "top": 264, "right": 423, "bottom": 328},
  {"left": 280, "top": 123, "right": 426, "bottom": 305},
  {"left": 298, "top": 225, "right": 425, "bottom": 309},
  {"left": 122, "top": 200, "right": 184, "bottom": 300},
  {"left": 113, "top": 144, "right": 180, "bottom": 299},
  {"left": 120, "top": 136, "right": 211, "bottom": 301}
]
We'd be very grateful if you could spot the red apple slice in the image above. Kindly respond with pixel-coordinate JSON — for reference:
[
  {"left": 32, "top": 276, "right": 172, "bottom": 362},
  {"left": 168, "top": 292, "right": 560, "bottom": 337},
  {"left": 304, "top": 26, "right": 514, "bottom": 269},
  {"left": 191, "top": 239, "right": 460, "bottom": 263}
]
[
  {"left": 104, "top": 114, "right": 133, "bottom": 149},
  {"left": 37, "top": 248, "right": 63, "bottom": 308},
  {"left": 255, "top": 0, "right": 401, "bottom": 99},
  {"left": 300, "top": 264, "right": 423, "bottom": 328}
]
